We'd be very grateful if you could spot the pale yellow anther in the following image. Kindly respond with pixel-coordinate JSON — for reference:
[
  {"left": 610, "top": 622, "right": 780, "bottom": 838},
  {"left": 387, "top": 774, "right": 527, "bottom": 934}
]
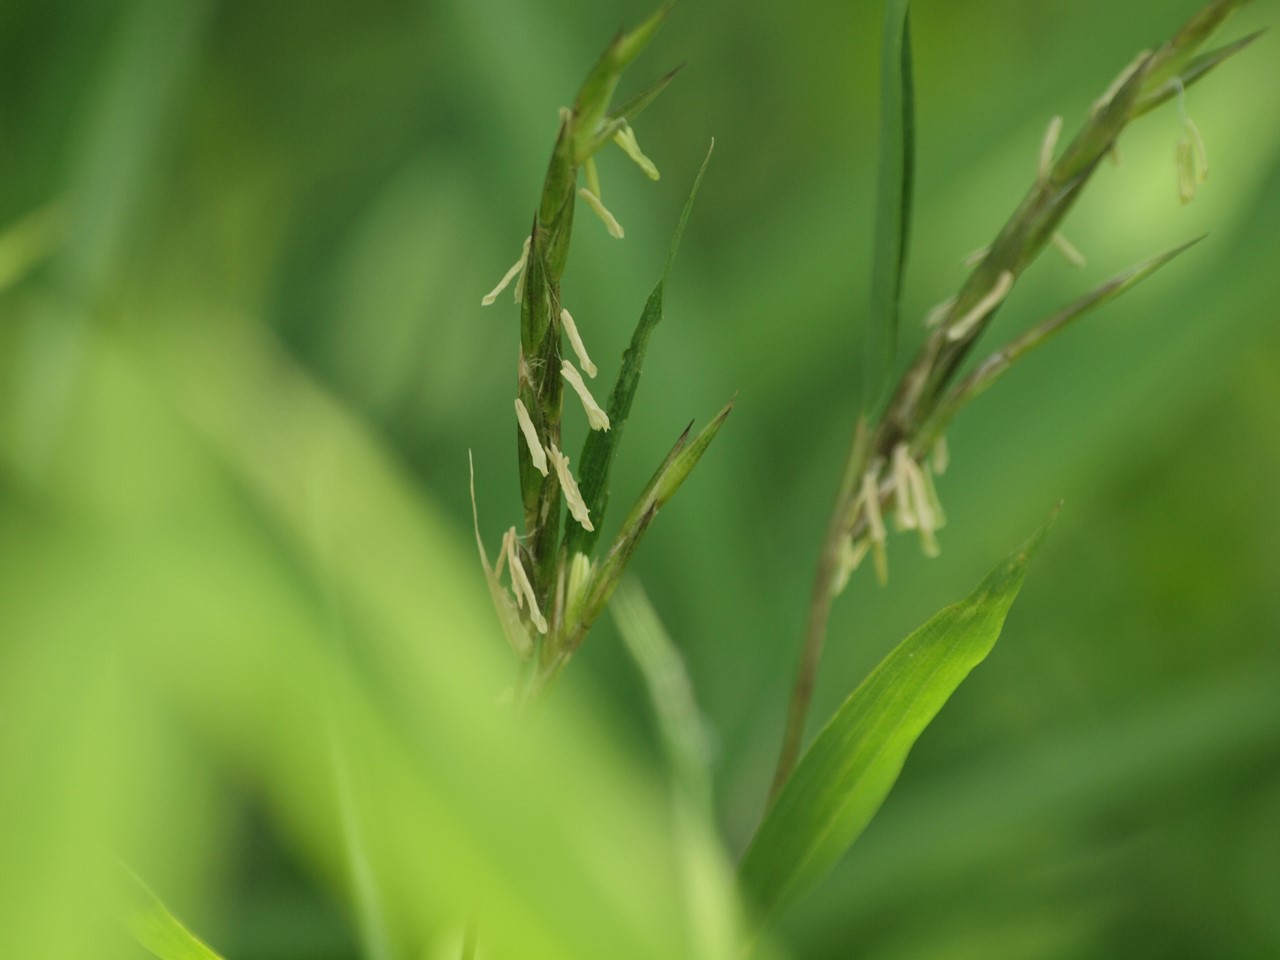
[
  {"left": 613, "top": 123, "right": 660, "bottom": 181},
  {"left": 858, "top": 469, "right": 889, "bottom": 586},
  {"left": 891, "top": 443, "right": 944, "bottom": 559},
  {"left": 1092, "top": 50, "right": 1150, "bottom": 116},
  {"left": 1051, "top": 232, "right": 1087, "bottom": 268},
  {"left": 514, "top": 398, "right": 549, "bottom": 476},
  {"left": 547, "top": 443, "right": 595, "bottom": 532},
  {"left": 504, "top": 527, "right": 548, "bottom": 634},
  {"left": 892, "top": 444, "right": 919, "bottom": 532},
  {"left": 578, "top": 187, "right": 625, "bottom": 239},
  {"left": 1177, "top": 137, "right": 1197, "bottom": 204},
  {"left": 1039, "top": 115, "right": 1063, "bottom": 182},
  {"left": 931, "top": 435, "right": 950, "bottom": 475},
  {"left": 962, "top": 245, "right": 990, "bottom": 268},
  {"left": 561, "top": 360, "right": 610, "bottom": 431},
  {"left": 1184, "top": 117, "right": 1209, "bottom": 184},
  {"left": 947, "top": 270, "right": 1015, "bottom": 342},
  {"left": 833, "top": 536, "right": 871, "bottom": 597},
  {"left": 924, "top": 296, "right": 957, "bottom": 329},
  {"left": 482, "top": 236, "right": 531, "bottom": 306},
  {"left": 560, "top": 307, "right": 597, "bottom": 378}
]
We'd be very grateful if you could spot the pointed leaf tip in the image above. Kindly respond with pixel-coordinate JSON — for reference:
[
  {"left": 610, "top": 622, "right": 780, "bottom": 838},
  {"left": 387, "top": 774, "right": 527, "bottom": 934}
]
[{"left": 740, "top": 511, "right": 1055, "bottom": 927}]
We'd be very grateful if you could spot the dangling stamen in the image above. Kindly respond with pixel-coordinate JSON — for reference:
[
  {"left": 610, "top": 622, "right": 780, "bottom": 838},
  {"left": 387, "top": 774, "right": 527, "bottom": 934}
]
[
  {"left": 858, "top": 469, "right": 888, "bottom": 586},
  {"left": 931, "top": 435, "right": 950, "bottom": 475},
  {"left": 613, "top": 123, "right": 660, "bottom": 180},
  {"left": 892, "top": 443, "right": 919, "bottom": 532},
  {"left": 925, "top": 296, "right": 957, "bottom": 329},
  {"left": 560, "top": 307, "right": 597, "bottom": 378},
  {"left": 947, "top": 270, "right": 1015, "bottom": 342},
  {"left": 578, "top": 187, "right": 625, "bottom": 239},
  {"left": 481, "top": 236, "right": 531, "bottom": 306},
  {"left": 1052, "top": 232, "right": 1087, "bottom": 268},
  {"left": 833, "top": 536, "right": 871, "bottom": 596},
  {"left": 514, "top": 398, "right": 549, "bottom": 476},
  {"left": 505, "top": 528, "right": 548, "bottom": 634},
  {"left": 561, "top": 360, "right": 610, "bottom": 431},
  {"left": 547, "top": 443, "right": 594, "bottom": 532},
  {"left": 1039, "top": 115, "right": 1063, "bottom": 183}
]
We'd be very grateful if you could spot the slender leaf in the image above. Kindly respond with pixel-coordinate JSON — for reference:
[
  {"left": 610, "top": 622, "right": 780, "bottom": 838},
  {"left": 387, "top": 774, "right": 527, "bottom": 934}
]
[
  {"left": 123, "top": 867, "right": 226, "bottom": 960},
  {"left": 739, "top": 516, "right": 1055, "bottom": 927},
  {"left": 608, "top": 65, "right": 686, "bottom": 126},
  {"left": 863, "top": 0, "right": 915, "bottom": 416},
  {"left": 612, "top": 580, "right": 740, "bottom": 960},
  {"left": 573, "top": 397, "right": 734, "bottom": 641},
  {"left": 567, "top": 141, "right": 715, "bottom": 556},
  {"left": 918, "top": 237, "right": 1204, "bottom": 450},
  {"left": 1130, "top": 30, "right": 1265, "bottom": 120}
]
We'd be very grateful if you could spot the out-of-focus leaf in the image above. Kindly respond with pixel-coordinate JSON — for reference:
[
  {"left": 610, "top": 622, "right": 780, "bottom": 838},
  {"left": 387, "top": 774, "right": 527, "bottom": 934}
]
[
  {"left": 739, "top": 516, "right": 1054, "bottom": 928},
  {"left": 123, "top": 867, "right": 225, "bottom": 960},
  {"left": 612, "top": 580, "right": 740, "bottom": 960},
  {"left": 568, "top": 141, "right": 714, "bottom": 557},
  {"left": 863, "top": 0, "right": 915, "bottom": 416}
]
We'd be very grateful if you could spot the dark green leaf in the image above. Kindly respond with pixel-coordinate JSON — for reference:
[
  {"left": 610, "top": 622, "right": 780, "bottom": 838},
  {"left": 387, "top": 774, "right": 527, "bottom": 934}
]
[
  {"left": 567, "top": 141, "right": 714, "bottom": 556},
  {"left": 863, "top": 0, "right": 915, "bottom": 416},
  {"left": 739, "top": 516, "right": 1055, "bottom": 927}
]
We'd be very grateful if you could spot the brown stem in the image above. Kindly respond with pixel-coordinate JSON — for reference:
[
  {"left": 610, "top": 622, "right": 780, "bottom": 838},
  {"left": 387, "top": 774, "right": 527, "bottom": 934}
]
[{"left": 768, "top": 418, "right": 870, "bottom": 803}]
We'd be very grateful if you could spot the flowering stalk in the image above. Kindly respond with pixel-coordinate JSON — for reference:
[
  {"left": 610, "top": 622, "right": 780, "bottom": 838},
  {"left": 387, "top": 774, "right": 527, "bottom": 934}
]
[
  {"left": 475, "top": 4, "right": 730, "bottom": 700},
  {"left": 770, "top": 0, "right": 1259, "bottom": 800}
]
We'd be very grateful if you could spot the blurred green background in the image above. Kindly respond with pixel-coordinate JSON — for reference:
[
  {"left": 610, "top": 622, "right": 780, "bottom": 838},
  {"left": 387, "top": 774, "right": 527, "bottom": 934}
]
[{"left": 2, "top": 0, "right": 1278, "bottom": 958}]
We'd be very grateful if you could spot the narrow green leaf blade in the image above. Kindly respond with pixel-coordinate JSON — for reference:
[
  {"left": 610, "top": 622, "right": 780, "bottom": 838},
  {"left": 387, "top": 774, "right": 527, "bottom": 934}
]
[
  {"left": 1130, "top": 29, "right": 1264, "bottom": 120},
  {"left": 920, "top": 237, "right": 1204, "bottom": 448},
  {"left": 607, "top": 65, "right": 685, "bottom": 126},
  {"left": 124, "top": 868, "right": 226, "bottom": 960},
  {"left": 574, "top": 397, "right": 734, "bottom": 638},
  {"left": 739, "top": 516, "right": 1055, "bottom": 926},
  {"left": 863, "top": 0, "right": 915, "bottom": 415},
  {"left": 611, "top": 579, "right": 740, "bottom": 960},
  {"left": 567, "top": 141, "right": 714, "bottom": 556}
]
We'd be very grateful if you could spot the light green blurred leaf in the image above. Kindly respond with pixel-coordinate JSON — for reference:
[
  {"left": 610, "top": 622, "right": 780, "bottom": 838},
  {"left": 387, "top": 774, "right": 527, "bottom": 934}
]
[
  {"left": 739, "top": 515, "right": 1054, "bottom": 927},
  {"left": 124, "top": 868, "right": 226, "bottom": 960},
  {"left": 863, "top": 0, "right": 915, "bottom": 415}
]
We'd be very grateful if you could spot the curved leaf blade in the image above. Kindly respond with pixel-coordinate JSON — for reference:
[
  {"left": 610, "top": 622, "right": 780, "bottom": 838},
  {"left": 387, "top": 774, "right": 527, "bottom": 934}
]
[{"left": 739, "top": 515, "right": 1055, "bottom": 927}]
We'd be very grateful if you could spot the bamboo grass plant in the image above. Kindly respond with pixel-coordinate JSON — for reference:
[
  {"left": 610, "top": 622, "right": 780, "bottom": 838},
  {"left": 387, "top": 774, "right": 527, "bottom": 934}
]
[
  {"left": 469, "top": 0, "right": 1262, "bottom": 940},
  {"left": 114, "top": 1, "right": 1265, "bottom": 956}
]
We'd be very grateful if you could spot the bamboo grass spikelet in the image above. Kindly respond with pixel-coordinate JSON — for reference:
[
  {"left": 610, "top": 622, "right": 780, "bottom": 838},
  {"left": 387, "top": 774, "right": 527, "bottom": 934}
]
[
  {"left": 472, "top": 2, "right": 731, "bottom": 699},
  {"left": 769, "top": 0, "right": 1262, "bottom": 801}
]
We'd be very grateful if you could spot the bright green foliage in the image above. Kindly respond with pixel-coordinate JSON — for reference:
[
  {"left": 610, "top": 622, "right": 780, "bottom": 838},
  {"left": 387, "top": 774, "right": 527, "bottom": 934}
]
[
  {"left": 125, "top": 870, "right": 226, "bottom": 960},
  {"left": 742, "top": 517, "right": 1054, "bottom": 926}
]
